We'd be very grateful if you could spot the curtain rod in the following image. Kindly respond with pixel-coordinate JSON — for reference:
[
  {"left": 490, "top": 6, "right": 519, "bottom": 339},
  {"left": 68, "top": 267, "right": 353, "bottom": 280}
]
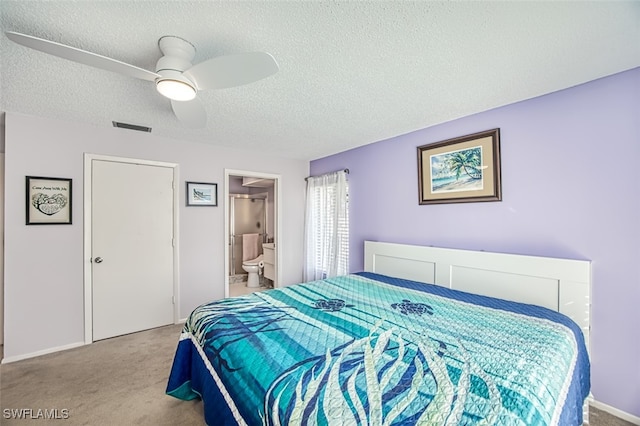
[{"left": 305, "top": 169, "right": 349, "bottom": 181}]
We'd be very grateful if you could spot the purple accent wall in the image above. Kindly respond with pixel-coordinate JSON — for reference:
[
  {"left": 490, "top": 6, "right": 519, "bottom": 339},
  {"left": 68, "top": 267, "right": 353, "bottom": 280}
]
[{"left": 311, "top": 68, "right": 640, "bottom": 417}]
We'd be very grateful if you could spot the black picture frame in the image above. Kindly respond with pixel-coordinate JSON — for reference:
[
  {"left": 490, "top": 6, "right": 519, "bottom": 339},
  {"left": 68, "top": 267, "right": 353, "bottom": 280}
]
[
  {"left": 417, "top": 129, "right": 502, "bottom": 205},
  {"left": 26, "top": 176, "right": 73, "bottom": 224},
  {"left": 186, "top": 181, "right": 218, "bottom": 206}
]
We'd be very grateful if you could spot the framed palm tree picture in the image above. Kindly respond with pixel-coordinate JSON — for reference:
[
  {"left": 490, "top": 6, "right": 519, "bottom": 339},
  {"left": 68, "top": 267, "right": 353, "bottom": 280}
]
[{"left": 417, "top": 129, "right": 501, "bottom": 204}]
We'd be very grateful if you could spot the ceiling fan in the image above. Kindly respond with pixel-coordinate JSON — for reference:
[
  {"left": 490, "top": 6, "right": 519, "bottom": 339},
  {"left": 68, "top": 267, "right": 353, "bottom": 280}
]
[{"left": 5, "top": 31, "right": 279, "bottom": 128}]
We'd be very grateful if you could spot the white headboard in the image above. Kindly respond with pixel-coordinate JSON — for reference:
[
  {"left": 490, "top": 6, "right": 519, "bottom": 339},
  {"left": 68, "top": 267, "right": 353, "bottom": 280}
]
[
  {"left": 363, "top": 240, "right": 592, "bottom": 422},
  {"left": 364, "top": 241, "right": 591, "bottom": 352}
]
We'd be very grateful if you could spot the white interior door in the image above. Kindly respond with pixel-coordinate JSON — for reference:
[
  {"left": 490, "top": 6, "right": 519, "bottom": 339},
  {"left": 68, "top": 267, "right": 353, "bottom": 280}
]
[{"left": 91, "top": 159, "right": 175, "bottom": 341}]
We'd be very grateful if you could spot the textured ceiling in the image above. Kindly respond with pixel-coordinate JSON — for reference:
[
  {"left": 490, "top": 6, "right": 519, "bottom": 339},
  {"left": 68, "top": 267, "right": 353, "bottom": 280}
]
[{"left": 1, "top": 1, "right": 639, "bottom": 161}]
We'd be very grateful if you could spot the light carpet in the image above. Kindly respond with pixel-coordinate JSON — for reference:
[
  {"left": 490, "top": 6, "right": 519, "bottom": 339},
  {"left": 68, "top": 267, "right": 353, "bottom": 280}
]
[{"left": 0, "top": 324, "right": 634, "bottom": 425}]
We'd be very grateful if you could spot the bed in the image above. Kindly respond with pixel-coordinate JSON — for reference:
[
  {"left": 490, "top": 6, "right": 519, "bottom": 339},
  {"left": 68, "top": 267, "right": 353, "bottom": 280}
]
[{"left": 166, "top": 241, "right": 591, "bottom": 425}]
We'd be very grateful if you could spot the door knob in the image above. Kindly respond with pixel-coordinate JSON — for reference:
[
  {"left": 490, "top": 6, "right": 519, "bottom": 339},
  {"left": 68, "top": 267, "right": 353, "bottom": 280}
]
[{"left": 94, "top": 257, "right": 104, "bottom": 263}]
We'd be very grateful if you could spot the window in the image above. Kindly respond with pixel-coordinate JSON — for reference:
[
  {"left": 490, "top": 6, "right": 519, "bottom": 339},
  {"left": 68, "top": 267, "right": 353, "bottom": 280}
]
[{"left": 303, "top": 170, "right": 349, "bottom": 281}]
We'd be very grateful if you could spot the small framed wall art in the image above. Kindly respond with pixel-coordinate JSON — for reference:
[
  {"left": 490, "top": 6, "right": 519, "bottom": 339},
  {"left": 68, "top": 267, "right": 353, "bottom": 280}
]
[
  {"left": 26, "top": 176, "right": 72, "bottom": 224},
  {"left": 186, "top": 181, "right": 218, "bottom": 206},
  {"left": 417, "top": 128, "right": 502, "bottom": 205}
]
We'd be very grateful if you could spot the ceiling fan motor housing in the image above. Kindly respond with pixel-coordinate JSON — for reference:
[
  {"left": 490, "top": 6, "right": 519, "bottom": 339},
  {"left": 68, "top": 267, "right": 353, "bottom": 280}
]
[
  {"left": 156, "top": 36, "right": 195, "bottom": 71},
  {"left": 155, "top": 36, "right": 198, "bottom": 99}
]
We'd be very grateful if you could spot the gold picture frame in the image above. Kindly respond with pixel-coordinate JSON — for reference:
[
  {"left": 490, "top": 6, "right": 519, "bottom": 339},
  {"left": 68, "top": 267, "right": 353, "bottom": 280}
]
[{"left": 417, "top": 129, "right": 502, "bottom": 204}]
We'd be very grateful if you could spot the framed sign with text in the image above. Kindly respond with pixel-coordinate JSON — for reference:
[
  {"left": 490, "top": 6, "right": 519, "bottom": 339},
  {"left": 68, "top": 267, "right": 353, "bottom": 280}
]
[{"left": 26, "top": 176, "right": 72, "bottom": 224}]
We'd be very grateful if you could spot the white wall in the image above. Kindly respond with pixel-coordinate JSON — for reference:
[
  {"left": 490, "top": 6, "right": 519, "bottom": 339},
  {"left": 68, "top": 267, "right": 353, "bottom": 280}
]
[{"left": 3, "top": 112, "right": 308, "bottom": 360}]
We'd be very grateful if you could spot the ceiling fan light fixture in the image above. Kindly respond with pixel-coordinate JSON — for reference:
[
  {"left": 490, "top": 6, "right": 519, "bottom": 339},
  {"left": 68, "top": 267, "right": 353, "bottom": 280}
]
[
  {"left": 6, "top": 31, "right": 278, "bottom": 127},
  {"left": 156, "top": 78, "right": 196, "bottom": 101}
]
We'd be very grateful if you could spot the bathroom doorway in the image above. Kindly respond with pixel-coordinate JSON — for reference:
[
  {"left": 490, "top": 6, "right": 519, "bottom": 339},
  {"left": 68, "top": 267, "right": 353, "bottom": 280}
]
[
  {"left": 229, "top": 193, "right": 267, "bottom": 281},
  {"left": 224, "top": 170, "right": 281, "bottom": 298}
]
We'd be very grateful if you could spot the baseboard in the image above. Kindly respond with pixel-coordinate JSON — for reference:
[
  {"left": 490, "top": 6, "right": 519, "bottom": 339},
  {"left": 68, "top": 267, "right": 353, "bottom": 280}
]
[
  {"left": 591, "top": 399, "right": 640, "bottom": 425},
  {"left": 2, "top": 322, "right": 185, "bottom": 364},
  {"left": 1, "top": 341, "right": 86, "bottom": 364}
]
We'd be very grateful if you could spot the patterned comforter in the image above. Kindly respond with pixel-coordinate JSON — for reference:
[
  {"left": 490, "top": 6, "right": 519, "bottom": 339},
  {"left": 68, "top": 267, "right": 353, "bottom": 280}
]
[{"left": 166, "top": 273, "right": 590, "bottom": 425}]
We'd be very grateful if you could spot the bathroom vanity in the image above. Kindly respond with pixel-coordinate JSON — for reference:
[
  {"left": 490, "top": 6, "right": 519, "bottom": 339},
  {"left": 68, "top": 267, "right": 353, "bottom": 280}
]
[{"left": 262, "top": 243, "right": 275, "bottom": 282}]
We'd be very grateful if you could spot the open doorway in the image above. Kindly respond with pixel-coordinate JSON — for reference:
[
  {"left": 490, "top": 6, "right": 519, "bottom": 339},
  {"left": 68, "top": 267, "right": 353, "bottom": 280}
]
[{"left": 224, "top": 169, "right": 281, "bottom": 298}]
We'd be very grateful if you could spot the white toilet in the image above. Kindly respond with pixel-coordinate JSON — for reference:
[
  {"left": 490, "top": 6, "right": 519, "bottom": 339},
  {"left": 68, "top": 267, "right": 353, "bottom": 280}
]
[{"left": 242, "top": 254, "right": 264, "bottom": 288}]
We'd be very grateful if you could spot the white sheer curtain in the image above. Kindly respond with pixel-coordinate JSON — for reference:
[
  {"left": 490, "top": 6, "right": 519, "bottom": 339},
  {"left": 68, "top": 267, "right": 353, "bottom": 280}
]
[{"left": 303, "top": 170, "right": 349, "bottom": 282}]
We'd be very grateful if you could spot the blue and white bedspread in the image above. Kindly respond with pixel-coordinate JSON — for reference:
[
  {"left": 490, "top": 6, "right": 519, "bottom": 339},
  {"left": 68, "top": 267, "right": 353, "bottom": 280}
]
[{"left": 166, "top": 273, "right": 590, "bottom": 425}]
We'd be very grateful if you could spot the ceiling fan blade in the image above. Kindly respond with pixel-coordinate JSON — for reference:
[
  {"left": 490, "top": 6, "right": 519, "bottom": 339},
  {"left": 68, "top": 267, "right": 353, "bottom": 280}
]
[
  {"left": 184, "top": 52, "right": 279, "bottom": 90},
  {"left": 5, "top": 31, "right": 160, "bottom": 82},
  {"left": 171, "top": 98, "right": 206, "bottom": 128}
]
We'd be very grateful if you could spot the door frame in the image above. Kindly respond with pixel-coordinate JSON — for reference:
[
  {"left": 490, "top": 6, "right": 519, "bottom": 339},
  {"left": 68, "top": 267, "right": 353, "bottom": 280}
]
[
  {"left": 224, "top": 169, "right": 282, "bottom": 297},
  {"left": 83, "top": 153, "right": 180, "bottom": 344},
  {"left": 0, "top": 153, "right": 4, "bottom": 349}
]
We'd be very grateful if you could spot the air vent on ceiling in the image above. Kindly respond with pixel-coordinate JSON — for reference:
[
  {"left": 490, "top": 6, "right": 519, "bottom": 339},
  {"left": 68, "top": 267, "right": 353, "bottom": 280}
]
[{"left": 112, "top": 121, "right": 152, "bottom": 132}]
